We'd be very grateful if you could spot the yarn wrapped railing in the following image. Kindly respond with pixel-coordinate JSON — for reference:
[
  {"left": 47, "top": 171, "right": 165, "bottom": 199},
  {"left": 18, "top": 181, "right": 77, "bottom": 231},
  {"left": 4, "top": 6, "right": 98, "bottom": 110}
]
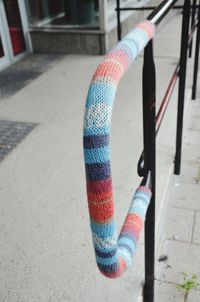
[{"left": 83, "top": 20, "right": 155, "bottom": 278}]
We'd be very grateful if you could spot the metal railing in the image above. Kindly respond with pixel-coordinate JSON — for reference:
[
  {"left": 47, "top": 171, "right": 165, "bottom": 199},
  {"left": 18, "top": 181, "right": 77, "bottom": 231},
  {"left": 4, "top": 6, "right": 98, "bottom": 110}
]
[{"left": 116, "top": 0, "right": 200, "bottom": 301}]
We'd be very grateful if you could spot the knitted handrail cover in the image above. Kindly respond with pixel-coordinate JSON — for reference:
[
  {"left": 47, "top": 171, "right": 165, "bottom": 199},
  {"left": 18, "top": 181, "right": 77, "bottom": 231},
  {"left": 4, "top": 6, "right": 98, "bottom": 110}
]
[{"left": 83, "top": 20, "right": 155, "bottom": 278}]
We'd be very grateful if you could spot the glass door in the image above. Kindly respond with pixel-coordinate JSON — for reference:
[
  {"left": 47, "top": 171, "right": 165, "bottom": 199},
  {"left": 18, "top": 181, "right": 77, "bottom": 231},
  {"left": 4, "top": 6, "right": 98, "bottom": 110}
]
[
  {"left": 0, "top": 0, "right": 30, "bottom": 71},
  {"left": 2, "top": 0, "right": 26, "bottom": 56},
  {"left": 0, "top": 3, "right": 10, "bottom": 70}
]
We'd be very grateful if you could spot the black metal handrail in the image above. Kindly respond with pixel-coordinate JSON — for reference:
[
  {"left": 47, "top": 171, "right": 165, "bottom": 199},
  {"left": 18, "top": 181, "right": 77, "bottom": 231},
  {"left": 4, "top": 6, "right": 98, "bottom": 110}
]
[
  {"left": 116, "top": 0, "right": 200, "bottom": 39},
  {"left": 116, "top": 4, "right": 198, "bottom": 10},
  {"left": 147, "top": 0, "right": 178, "bottom": 24},
  {"left": 116, "top": 1, "right": 200, "bottom": 301},
  {"left": 138, "top": 16, "right": 198, "bottom": 176}
]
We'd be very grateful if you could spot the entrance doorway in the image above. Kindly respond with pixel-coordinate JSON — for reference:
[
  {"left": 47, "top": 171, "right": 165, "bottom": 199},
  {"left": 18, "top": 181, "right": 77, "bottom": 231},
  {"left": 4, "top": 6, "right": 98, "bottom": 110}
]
[{"left": 0, "top": 0, "right": 31, "bottom": 71}]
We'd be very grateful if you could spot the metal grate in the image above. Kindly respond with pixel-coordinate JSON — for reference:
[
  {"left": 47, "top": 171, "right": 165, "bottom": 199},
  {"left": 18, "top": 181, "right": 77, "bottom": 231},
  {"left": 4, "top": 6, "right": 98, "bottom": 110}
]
[{"left": 0, "top": 120, "right": 37, "bottom": 161}]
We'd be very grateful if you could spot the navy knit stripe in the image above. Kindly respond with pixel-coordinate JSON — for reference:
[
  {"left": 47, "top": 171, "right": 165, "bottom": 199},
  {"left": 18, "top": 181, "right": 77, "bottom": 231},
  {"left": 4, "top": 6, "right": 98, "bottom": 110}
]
[
  {"left": 118, "top": 243, "right": 134, "bottom": 257},
  {"left": 95, "top": 248, "right": 117, "bottom": 259},
  {"left": 85, "top": 162, "right": 111, "bottom": 181},
  {"left": 84, "top": 134, "right": 109, "bottom": 149},
  {"left": 97, "top": 262, "right": 118, "bottom": 274}
]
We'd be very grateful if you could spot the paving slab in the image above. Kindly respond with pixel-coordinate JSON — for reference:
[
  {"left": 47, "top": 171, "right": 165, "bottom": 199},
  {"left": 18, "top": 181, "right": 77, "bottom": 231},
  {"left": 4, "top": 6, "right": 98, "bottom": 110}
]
[
  {"left": 164, "top": 207, "right": 194, "bottom": 242},
  {"left": 157, "top": 240, "right": 200, "bottom": 284},
  {"left": 183, "top": 129, "right": 200, "bottom": 146},
  {"left": 182, "top": 143, "right": 200, "bottom": 164},
  {"left": 173, "top": 183, "right": 200, "bottom": 210},
  {"left": 186, "top": 112, "right": 200, "bottom": 132}
]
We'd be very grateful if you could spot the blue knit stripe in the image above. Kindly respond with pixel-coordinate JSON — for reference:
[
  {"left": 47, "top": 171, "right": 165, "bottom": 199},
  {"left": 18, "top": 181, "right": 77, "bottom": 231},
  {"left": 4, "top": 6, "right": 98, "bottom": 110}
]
[
  {"left": 130, "top": 207, "right": 146, "bottom": 218},
  {"left": 117, "top": 237, "right": 136, "bottom": 251},
  {"left": 118, "top": 246, "right": 132, "bottom": 267},
  {"left": 94, "top": 244, "right": 117, "bottom": 255},
  {"left": 119, "top": 232, "right": 137, "bottom": 244},
  {"left": 110, "top": 27, "right": 149, "bottom": 64},
  {"left": 133, "top": 192, "right": 150, "bottom": 204},
  {"left": 118, "top": 243, "right": 134, "bottom": 257},
  {"left": 92, "top": 235, "right": 117, "bottom": 252},
  {"left": 86, "top": 82, "right": 116, "bottom": 107},
  {"left": 91, "top": 219, "right": 115, "bottom": 238},
  {"left": 84, "top": 127, "right": 110, "bottom": 136},
  {"left": 84, "top": 145, "right": 110, "bottom": 164},
  {"left": 123, "top": 38, "right": 140, "bottom": 56},
  {"left": 127, "top": 28, "right": 149, "bottom": 52},
  {"left": 114, "top": 39, "right": 138, "bottom": 61},
  {"left": 109, "top": 46, "right": 133, "bottom": 64},
  {"left": 96, "top": 254, "right": 117, "bottom": 266}
]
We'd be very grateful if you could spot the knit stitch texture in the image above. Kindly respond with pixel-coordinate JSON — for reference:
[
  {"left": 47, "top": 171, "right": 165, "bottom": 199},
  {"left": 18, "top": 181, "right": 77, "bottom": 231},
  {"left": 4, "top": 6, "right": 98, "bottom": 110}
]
[{"left": 83, "top": 20, "right": 155, "bottom": 278}]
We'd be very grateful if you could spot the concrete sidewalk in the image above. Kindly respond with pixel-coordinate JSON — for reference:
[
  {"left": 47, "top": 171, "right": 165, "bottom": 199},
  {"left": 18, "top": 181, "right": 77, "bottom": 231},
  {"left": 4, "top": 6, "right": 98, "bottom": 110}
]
[
  {"left": 0, "top": 9, "right": 199, "bottom": 302},
  {"left": 155, "top": 97, "right": 200, "bottom": 302}
]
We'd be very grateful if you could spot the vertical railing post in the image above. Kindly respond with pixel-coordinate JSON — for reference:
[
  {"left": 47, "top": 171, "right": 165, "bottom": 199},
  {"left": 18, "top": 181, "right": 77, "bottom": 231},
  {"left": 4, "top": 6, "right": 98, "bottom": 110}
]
[
  {"left": 189, "top": 0, "right": 197, "bottom": 57},
  {"left": 174, "top": 0, "right": 191, "bottom": 175},
  {"left": 142, "top": 40, "right": 156, "bottom": 302},
  {"left": 116, "top": 0, "right": 121, "bottom": 40},
  {"left": 192, "top": 0, "right": 200, "bottom": 99}
]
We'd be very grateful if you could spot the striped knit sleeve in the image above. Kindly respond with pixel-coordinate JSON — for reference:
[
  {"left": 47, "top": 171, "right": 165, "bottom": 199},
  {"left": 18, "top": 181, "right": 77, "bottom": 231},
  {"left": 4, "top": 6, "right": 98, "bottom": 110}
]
[{"left": 83, "top": 20, "right": 155, "bottom": 278}]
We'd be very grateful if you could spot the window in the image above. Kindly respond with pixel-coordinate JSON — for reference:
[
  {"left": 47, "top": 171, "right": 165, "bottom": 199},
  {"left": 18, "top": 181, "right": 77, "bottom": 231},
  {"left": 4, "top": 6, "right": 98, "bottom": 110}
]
[{"left": 26, "top": 0, "right": 100, "bottom": 29}]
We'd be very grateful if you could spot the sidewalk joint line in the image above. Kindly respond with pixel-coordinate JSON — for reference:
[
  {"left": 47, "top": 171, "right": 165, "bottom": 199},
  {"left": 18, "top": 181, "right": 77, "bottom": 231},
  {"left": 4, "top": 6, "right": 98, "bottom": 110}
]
[
  {"left": 166, "top": 237, "right": 200, "bottom": 246},
  {"left": 191, "top": 210, "right": 197, "bottom": 244}
]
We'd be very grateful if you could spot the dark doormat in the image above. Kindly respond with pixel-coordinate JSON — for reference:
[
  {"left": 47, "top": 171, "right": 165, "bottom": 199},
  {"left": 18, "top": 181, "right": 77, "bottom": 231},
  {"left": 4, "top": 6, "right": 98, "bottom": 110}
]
[
  {"left": 0, "top": 54, "right": 62, "bottom": 100},
  {"left": 0, "top": 120, "right": 37, "bottom": 161}
]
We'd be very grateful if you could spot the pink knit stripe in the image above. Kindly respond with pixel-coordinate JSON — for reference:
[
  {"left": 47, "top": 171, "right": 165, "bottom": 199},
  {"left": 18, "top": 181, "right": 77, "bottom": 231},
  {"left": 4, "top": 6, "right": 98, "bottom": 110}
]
[
  {"left": 137, "top": 20, "right": 155, "bottom": 40},
  {"left": 94, "top": 60, "right": 124, "bottom": 83},
  {"left": 105, "top": 50, "right": 130, "bottom": 70},
  {"left": 137, "top": 186, "right": 152, "bottom": 196}
]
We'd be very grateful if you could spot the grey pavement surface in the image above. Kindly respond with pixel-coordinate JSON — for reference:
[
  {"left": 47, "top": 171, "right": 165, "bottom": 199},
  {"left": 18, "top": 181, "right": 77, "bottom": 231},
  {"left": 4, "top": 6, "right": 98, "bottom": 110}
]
[{"left": 0, "top": 10, "right": 199, "bottom": 302}]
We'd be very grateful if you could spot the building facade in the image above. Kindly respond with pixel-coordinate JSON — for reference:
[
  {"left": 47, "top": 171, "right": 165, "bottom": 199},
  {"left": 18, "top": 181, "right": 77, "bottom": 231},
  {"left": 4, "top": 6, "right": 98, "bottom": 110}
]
[{"left": 0, "top": 0, "right": 148, "bottom": 71}]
